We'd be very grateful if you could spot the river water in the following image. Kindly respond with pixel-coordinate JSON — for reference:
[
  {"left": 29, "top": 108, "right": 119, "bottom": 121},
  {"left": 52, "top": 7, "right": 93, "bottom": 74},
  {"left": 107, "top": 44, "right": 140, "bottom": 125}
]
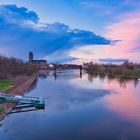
[{"left": 0, "top": 70, "right": 140, "bottom": 140}]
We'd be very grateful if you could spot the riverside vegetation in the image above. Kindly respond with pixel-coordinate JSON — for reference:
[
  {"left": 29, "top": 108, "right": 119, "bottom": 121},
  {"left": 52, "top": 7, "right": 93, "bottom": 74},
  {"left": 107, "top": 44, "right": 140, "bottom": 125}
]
[
  {"left": 86, "top": 61, "right": 140, "bottom": 78},
  {"left": 0, "top": 55, "right": 37, "bottom": 92},
  {"left": 0, "top": 55, "right": 36, "bottom": 79},
  {"left": 0, "top": 55, "right": 37, "bottom": 118},
  {"left": 0, "top": 80, "right": 12, "bottom": 92}
]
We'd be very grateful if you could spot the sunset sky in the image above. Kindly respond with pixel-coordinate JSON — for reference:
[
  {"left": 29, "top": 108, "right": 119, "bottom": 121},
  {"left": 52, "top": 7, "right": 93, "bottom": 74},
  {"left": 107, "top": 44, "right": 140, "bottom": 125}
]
[{"left": 0, "top": 0, "right": 140, "bottom": 63}]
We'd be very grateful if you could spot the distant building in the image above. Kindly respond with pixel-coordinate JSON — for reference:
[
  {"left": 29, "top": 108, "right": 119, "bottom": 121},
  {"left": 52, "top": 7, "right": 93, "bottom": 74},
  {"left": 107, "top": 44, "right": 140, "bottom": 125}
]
[
  {"left": 29, "top": 51, "right": 33, "bottom": 62},
  {"left": 28, "top": 51, "right": 48, "bottom": 69},
  {"left": 29, "top": 51, "right": 47, "bottom": 64}
]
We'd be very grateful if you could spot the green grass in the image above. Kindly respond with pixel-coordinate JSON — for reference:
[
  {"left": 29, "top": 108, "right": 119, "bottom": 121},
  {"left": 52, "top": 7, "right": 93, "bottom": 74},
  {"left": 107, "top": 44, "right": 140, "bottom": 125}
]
[
  {"left": 0, "top": 79, "right": 12, "bottom": 92},
  {"left": 0, "top": 108, "right": 4, "bottom": 115}
]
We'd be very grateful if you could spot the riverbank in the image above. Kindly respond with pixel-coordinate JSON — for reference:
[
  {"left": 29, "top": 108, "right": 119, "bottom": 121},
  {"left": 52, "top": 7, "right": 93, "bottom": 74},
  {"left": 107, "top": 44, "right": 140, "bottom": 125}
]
[
  {"left": 86, "top": 71, "right": 140, "bottom": 79},
  {"left": 0, "top": 73, "right": 38, "bottom": 121},
  {"left": 85, "top": 62, "right": 140, "bottom": 79}
]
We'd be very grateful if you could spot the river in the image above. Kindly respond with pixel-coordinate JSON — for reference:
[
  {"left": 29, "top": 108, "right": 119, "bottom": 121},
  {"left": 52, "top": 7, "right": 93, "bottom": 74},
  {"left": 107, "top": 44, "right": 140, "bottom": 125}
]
[{"left": 0, "top": 70, "right": 140, "bottom": 140}]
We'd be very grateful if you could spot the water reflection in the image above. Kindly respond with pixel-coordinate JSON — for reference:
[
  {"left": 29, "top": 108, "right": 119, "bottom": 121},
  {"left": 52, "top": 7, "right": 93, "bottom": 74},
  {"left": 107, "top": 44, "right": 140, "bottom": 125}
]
[
  {"left": 28, "top": 71, "right": 140, "bottom": 121},
  {"left": 134, "top": 78, "right": 139, "bottom": 88},
  {"left": 8, "top": 108, "right": 39, "bottom": 115},
  {"left": 27, "top": 78, "right": 38, "bottom": 93},
  {"left": 88, "top": 73, "right": 98, "bottom": 82},
  {"left": 87, "top": 73, "right": 139, "bottom": 89},
  {"left": 103, "top": 78, "right": 140, "bottom": 123},
  {"left": 69, "top": 72, "right": 140, "bottom": 124},
  {"left": 86, "top": 73, "right": 140, "bottom": 123},
  {"left": 99, "top": 74, "right": 106, "bottom": 82},
  {"left": 1, "top": 70, "right": 140, "bottom": 140},
  {"left": 51, "top": 70, "right": 83, "bottom": 80},
  {"left": 49, "top": 88, "right": 111, "bottom": 111},
  {"left": 0, "top": 122, "right": 2, "bottom": 128}
]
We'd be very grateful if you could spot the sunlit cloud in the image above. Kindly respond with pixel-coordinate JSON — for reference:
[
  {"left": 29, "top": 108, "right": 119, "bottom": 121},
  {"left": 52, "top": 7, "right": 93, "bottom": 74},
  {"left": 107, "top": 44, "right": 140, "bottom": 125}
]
[
  {"left": 0, "top": 2, "right": 140, "bottom": 63},
  {"left": 0, "top": 4, "right": 111, "bottom": 62},
  {"left": 70, "top": 10, "right": 140, "bottom": 63},
  {"left": 103, "top": 11, "right": 140, "bottom": 62}
]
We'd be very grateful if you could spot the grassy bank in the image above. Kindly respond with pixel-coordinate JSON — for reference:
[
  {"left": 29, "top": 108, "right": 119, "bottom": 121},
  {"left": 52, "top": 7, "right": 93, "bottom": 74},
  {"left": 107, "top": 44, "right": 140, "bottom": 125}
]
[
  {"left": 0, "top": 74, "right": 37, "bottom": 120},
  {"left": 0, "top": 108, "right": 4, "bottom": 115},
  {"left": 0, "top": 79, "right": 12, "bottom": 92},
  {"left": 0, "top": 55, "right": 38, "bottom": 120},
  {"left": 0, "top": 79, "right": 12, "bottom": 117}
]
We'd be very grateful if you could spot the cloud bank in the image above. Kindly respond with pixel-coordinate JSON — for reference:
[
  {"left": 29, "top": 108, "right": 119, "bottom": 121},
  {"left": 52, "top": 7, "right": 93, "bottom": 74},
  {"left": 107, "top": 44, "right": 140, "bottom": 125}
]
[
  {"left": 99, "top": 58, "right": 128, "bottom": 63},
  {"left": 70, "top": 9, "right": 140, "bottom": 63},
  {"left": 0, "top": 4, "right": 111, "bottom": 62},
  {"left": 103, "top": 11, "right": 140, "bottom": 62}
]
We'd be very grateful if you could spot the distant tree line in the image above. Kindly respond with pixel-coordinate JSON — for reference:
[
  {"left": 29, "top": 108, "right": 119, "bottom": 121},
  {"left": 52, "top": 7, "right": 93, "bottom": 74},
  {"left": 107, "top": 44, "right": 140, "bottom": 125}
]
[
  {"left": 0, "top": 56, "right": 37, "bottom": 79},
  {"left": 85, "top": 61, "right": 140, "bottom": 78}
]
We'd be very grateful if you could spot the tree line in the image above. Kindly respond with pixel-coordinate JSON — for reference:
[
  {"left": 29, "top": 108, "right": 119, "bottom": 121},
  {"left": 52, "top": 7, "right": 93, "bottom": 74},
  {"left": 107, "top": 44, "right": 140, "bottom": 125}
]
[
  {"left": 85, "top": 61, "right": 140, "bottom": 78},
  {"left": 0, "top": 55, "right": 37, "bottom": 79}
]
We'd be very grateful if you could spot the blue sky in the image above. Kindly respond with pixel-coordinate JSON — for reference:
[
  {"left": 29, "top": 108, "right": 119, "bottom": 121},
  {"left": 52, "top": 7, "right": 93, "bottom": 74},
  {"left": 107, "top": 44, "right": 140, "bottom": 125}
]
[
  {"left": 1, "top": 0, "right": 109, "bottom": 33},
  {"left": 2, "top": 0, "right": 139, "bottom": 32},
  {"left": 0, "top": 0, "right": 140, "bottom": 63}
]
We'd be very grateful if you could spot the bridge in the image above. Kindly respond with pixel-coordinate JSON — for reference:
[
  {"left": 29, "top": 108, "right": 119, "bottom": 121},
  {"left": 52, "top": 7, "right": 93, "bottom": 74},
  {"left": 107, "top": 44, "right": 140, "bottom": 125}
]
[{"left": 0, "top": 93, "right": 45, "bottom": 109}]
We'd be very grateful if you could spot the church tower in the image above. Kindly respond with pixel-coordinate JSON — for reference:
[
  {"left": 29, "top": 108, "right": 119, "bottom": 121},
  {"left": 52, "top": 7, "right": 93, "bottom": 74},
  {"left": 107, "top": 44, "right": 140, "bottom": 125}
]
[{"left": 29, "top": 51, "right": 33, "bottom": 62}]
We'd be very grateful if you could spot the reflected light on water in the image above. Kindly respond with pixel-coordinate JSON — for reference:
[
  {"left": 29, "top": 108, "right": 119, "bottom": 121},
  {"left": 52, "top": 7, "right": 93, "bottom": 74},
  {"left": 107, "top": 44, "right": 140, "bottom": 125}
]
[
  {"left": 104, "top": 78, "right": 140, "bottom": 123},
  {"left": 1, "top": 70, "right": 140, "bottom": 140},
  {"left": 70, "top": 72, "right": 140, "bottom": 124}
]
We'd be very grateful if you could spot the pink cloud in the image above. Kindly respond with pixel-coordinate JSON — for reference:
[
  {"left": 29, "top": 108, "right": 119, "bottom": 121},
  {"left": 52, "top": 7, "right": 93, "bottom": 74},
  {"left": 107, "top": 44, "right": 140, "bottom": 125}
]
[
  {"left": 70, "top": 11, "right": 140, "bottom": 63},
  {"left": 103, "top": 11, "right": 140, "bottom": 62}
]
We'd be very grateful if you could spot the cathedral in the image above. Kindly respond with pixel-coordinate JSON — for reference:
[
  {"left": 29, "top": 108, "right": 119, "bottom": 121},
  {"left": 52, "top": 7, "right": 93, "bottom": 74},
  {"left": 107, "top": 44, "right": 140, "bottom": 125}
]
[{"left": 29, "top": 51, "right": 47, "bottom": 64}]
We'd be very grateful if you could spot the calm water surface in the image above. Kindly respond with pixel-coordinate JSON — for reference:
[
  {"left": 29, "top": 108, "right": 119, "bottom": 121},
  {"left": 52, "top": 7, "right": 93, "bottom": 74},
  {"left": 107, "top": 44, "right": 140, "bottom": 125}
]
[{"left": 0, "top": 70, "right": 140, "bottom": 140}]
